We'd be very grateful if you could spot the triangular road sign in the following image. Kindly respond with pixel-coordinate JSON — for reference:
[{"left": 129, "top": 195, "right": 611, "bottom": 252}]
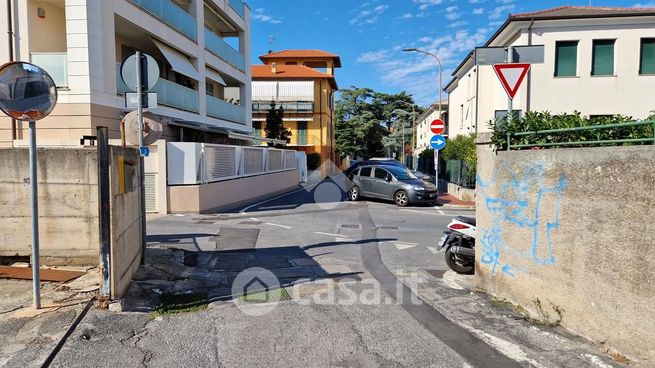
[{"left": 493, "top": 63, "right": 531, "bottom": 99}]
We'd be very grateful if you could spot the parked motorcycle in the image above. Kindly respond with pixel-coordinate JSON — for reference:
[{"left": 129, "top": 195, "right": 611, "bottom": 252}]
[{"left": 438, "top": 216, "right": 476, "bottom": 274}]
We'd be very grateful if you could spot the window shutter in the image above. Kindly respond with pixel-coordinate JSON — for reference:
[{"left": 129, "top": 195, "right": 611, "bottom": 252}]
[
  {"left": 641, "top": 39, "right": 655, "bottom": 75},
  {"left": 592, "top": 40, "right": 614, "bottom": 76},
  {"left": 555, "top": 41, "right": 578, "bottom": 77}
]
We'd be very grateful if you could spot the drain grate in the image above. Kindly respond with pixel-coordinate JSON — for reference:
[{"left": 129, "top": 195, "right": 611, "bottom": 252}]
[
  {"left": 425, "top": 269, "right": 446, "bottom": 279},
  {"left": 340, "top": 224, "right": 360, "bottom": 229},
  {"left": 378, "top": 226, "right": 398, "bottom": 230},
  {"left": 195, "top": 220, "right": 215, "bottom": 225}
]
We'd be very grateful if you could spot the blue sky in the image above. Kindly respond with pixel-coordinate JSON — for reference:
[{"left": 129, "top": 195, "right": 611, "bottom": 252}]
[{"left": 246, "top": 0, "right": 653, "bottom": 106}]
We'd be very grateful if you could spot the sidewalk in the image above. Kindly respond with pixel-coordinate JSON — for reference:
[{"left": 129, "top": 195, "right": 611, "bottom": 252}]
[{"left": 438, "top": 193, "right": 475, "bottom": 209}]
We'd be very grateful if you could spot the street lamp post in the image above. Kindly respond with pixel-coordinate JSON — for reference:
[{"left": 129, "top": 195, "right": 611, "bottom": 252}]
[
  {"left": 398, "top": 101, "right": 416, "bottom": 168},
  {"left": 402, "top": 48, "right": 443, "bottom": 188}
]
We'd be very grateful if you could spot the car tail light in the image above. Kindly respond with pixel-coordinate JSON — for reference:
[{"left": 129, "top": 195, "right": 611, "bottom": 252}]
[{"left": 449, "top": 223, "right": 470, "bottom": 230}]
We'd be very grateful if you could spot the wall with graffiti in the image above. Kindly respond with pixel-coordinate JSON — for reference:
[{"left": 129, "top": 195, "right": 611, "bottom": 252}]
[{"left": 474, "top": 134, "right": 655, "bottom": 364}]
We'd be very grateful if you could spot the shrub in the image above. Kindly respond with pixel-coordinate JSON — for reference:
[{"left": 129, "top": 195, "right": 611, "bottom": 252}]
[
  {"left": 490, "top": 111, "right": 655, "bottom": 151},
  {"left": 307, "top": 153, "right": 322, "bottom": 170}
]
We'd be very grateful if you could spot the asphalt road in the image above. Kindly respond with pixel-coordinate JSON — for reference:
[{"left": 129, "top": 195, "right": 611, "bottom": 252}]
[{"left": 40, "top": 179, "right": 621, "bottom": 368}]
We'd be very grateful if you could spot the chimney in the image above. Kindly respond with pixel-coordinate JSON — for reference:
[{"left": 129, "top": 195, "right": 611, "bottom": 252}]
[{"left": 271, "top": 62, "right": 277, "bottom": 74}]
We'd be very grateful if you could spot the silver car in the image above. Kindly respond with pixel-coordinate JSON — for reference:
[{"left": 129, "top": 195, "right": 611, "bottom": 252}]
[{"left": 347, "top": 165, "right": 438, "bottom": 207}]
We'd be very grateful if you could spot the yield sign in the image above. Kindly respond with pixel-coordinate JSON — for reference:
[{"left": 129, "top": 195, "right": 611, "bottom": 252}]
[{"left": 493, "top": 63, "right": 531, "bottom": 99}]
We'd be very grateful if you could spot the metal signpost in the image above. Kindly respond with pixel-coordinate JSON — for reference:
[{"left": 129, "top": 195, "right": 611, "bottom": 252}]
[
  {"left": 430, "top": 134, "right": 446, "bottom": 188},
  {"left": 475, "top": 45, "right": 544, "bottom": 124},
  {"left": 120, "top": 52, "right": 159, "bottom": 264},
  {"left": 0, "top": 62, "right": 58, "bottom": 309}
]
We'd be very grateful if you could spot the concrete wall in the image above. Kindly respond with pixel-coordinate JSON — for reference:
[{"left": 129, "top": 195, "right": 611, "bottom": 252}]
[
  {"left": 168, "top": 169, "right": 299, "bottom": 213},
  {"left": 475, "top": 134, "right": 655, "bottom": 364},
  {"left": 0, "top": 148, "right": 99, "bottom": 265},
  {"left": 109, "top": 146, "right": 142, "bottom": 298}
]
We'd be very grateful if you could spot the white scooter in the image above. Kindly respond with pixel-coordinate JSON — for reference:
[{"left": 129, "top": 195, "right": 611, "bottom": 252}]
[{"left": 438, "top": 216, "right": 476, "bottom": 274}]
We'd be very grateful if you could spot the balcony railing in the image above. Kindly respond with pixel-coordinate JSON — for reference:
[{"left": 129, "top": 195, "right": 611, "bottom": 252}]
[
  {"left": 116, "top": 63, "right": 199, "bottom": 113},
  {"left": 130, "top": 0, "right": 197, "bottom": 41},
  {"left": 31, "top": 52, "right": 67, "bottom": 87},
  {"left": 204, "top": 28, "right": 245, "bottom": 71},
  {"left": 252, "top": 101, "right": 314, "bottom": 113},
  {"left": 228, "top": 0, "right": 245, "bottom": 19},
  {"left": 206, "top": 95, "right": 245, "bottom": 124}
]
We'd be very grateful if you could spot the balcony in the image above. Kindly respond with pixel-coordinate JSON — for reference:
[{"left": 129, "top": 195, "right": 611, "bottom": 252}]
[
  {"left": 206, "top": 95, "right": 245, "bottom": 124},
  {"left": 130, "top": 0, "right": 197, "bottom": 41},
  {"left": 116, "top": 63, "right": 199, "bottom": 113},
  {"left": 252, "top": 101, "right": 314, "bottom": 113},
  {"left": 228, "top": 0, "right": 245, "bottom": 19},
  {"left": 204, "top": 28, "right": 245, "bottom": 71},
  {"left": 31, "top": 52, "right": 67, "bottom": 88}
]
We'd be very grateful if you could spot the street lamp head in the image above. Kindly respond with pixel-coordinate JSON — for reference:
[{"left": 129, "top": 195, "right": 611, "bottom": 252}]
[{"left": 402, "top": 48, "right": 418, "bottom": 52}]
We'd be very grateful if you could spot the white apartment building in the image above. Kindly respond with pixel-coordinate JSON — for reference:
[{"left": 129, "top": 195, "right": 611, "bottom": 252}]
[
  {"left": 0, "top": 0, "right": 251, "bottom": 146},
  {"left": 0, "top": 0, "right": 251, "bottom": 213},
  {"left": 445, "top": 6, "right": 655, "bottom": 138},
  {"left": 412, "top": 102, "right": 448, "bottom": 161}
]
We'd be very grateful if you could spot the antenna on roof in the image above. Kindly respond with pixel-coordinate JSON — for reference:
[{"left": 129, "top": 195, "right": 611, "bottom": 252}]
[{"left": 268, "top": 34, "right": 276, "bottom": 51}]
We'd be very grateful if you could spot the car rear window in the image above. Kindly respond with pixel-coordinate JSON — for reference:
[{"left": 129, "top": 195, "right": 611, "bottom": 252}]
[{"left": 358, "top": 167, "right": 372, "bottom": 177}]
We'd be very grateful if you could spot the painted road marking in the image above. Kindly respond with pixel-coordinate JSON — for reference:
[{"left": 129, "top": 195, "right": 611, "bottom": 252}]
[
  {"left": 400, "top": 209, "right": 450, "bottom": 216},
  {"left": 394, "top": 243, "right": 416, "bottom": 250},
  {"left": 265, "top": 223, "right": 292, "bottom": 229},
  {"left": 335, "top": 237, "right": 351, "bottom": 243},
  {"left": 239, "top": 182, "right": 320, "bottom": 214},
  {"left": 427, "top": 247, "right": 439, "bottom": 254},
  {"left": 314, "top": 231, "right": 344, "bottom": 237},
  {"left": 395, "top": 241, "right": 418, "bottom": 246}
]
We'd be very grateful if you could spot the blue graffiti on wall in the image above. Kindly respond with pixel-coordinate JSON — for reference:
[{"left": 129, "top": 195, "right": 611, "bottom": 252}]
[{"left": 476, "top": 163, "right": 567, "bottom": 276}]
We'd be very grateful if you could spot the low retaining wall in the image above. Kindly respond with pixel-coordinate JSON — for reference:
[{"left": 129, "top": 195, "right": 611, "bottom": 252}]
[
  {"left": 168, "top": 170, "right": 299, "bottom": 213},
  {"left": 447, "top": 182, "right": 476, "bottom": 202},
  {"left": 475, "top": 133, "right": 655, "bottom": 364},
  {"left": 0, "top": 148, "right": 99, "bottom": 265}
]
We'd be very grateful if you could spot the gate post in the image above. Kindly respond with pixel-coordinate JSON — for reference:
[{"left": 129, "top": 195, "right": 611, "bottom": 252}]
[{"left": 97, "top": 127, "right": 111, "bottom": 301}]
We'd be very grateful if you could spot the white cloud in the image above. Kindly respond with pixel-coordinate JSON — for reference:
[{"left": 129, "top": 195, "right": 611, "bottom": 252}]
[
  {"left": 356, "top": 28, "right": 490, "bottom": 105},
  {"left": 489, "top": 4, "right": 514, "bottom": 20},
  {"left": 400, "top": 13, "right": 413, "bottom": 19},
  {"left": 350, "top": 4, "right": 390, "bottom": 26},
  {"left": 252, "top": 8, "right": 282, "bottom": 24},
  {"left": 449, "top": 20, "right": 469, "bottom": 28},
  {"left": 472, "top": 7, "right": 485, "bottom": 15},
  {"left": 445, "top": 5, "right": 461, "bottom": 20},
  {"left": 469, "top": 0, "right": 485, "bottom": 3},
  {"left": 634, "top": 2, "right": 655, "bottom": 7}
]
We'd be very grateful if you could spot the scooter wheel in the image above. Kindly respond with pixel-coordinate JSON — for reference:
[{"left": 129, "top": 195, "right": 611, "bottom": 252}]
[{"left": 445, "top": 247, "right": 474, "bottom": 275}]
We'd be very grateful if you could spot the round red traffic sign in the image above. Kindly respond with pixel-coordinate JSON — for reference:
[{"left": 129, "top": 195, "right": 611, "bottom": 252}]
[{"left": 430, "top": 119, "right": 445, "bottom": 135}]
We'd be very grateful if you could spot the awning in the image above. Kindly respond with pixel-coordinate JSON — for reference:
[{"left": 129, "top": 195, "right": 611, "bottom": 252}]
[
  {"left": 228, "top": 132, "right": 287, "bottom": 145},
  {"left": 205, "top": 68, "right": 227, "bottom": 86},
  {"left": 152, "top": 39, "right": 200, "bottom": 80}
]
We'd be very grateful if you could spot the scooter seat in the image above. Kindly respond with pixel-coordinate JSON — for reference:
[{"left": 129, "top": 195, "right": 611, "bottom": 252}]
[{"left": 456, "top": 216, "right": 476, "bottom": 226}]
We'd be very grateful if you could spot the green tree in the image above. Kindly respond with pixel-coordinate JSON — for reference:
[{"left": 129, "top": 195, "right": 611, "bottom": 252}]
[
  {"left": 441, "top": 133, "right": 477, "bottom": 171},
  {"left": 264, "top": 102, "right": 291, "bottom": 147},
  {"left": 335, "top": 87, "right": 422, "bottom": 160}
]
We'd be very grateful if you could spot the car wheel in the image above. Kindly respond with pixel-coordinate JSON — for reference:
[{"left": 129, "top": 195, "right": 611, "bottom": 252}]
[
  {"left": 348, "top": 186, "right": 360, "bottom": 201},
  {"left": 394, "top": 190, "right": 409, "bottom": 207}
]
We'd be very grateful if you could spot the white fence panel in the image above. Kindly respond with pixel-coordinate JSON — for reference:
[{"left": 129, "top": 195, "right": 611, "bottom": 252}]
[
  {"left": 284, "top": 150, "right": 296, "bottom": 170},
  {"left": 203, "top": 144, "right": 239, "bottom": 182},
  {"left": 243, "top": 147, "right": 266, "bottom": 175},
  {"left": 268, "top": 149, "right": 283, "bottom": 171}
]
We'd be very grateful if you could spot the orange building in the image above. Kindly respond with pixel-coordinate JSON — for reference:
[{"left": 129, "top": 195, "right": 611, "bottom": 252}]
[{"left": 251, "top": 50, "right": 340, "bottom": 164}]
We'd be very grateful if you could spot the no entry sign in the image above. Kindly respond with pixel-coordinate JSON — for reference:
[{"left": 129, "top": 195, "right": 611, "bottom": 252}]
[{"left": 430, "top": 119, "right": 445, "bottom": 135}]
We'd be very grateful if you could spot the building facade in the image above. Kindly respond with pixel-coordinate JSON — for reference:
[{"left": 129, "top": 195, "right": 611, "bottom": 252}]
[
  {"left": 413, "top": 102, "right": 448, "bottom": 158},
  {"left": 446, "top": 6, "right": 655, "bottom": 138},
  {"left": 251, "top": 50, "right": 340, "bottom": 164},
  {"left": 0, "top": 0, "right": 252, "bottom": 147}
]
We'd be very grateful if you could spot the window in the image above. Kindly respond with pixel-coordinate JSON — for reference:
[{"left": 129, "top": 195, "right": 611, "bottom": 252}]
[
  {"left": 252, "top": 121, "right": 261, "bottom": 137},
  {"left": 374, "top": 168, "right": 388, "bottom": 180},
  {"left": 640, "top": 38, "right": 655, "bottom": 75},
  {"left": 495, "top": 110, "right": 522, "bottom": 122},
  {"left": 592, "top": 40, "right": 615, "bottom": 76},
  {"left": 555, "top": 41, "right": 578, "bottom": 77},
  {"left": 206, "top": 82, "right": 215, "bottom": 96},
  {"left": 358, "top": 167, "right": 372, "bottom": 177}
]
